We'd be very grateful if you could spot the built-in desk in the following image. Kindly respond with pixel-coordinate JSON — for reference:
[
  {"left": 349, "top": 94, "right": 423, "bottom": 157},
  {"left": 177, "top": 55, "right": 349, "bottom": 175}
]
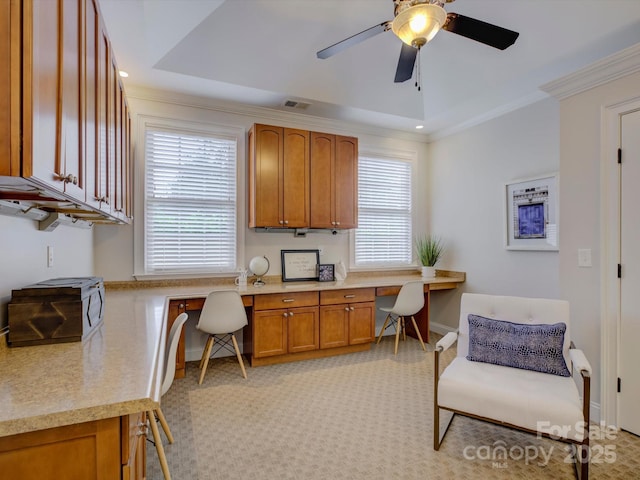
[{"left": 162, "top": 270, "right": 465, "bottom": 375}]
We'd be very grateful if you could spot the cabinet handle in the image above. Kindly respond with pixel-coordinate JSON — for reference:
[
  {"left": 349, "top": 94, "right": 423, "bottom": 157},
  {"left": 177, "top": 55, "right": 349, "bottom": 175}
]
[
  {"left": 344, "top": 307, "right": 349, "bottom": 312},
  {"left": 282, "top": 299, "right": 295, "bottom": 303},
  {"left": 335, "top": 222, "right": 340, "bottom": 226},
  {"left": 136, "top": 422, "right": 148, "bottom": 436},
  {"left": 289, "top": 311, "right": 294, "bottom": 317},
  {"left": 179, "top": 303, "right": 185, "bottom": 309},
  {"left": 279, "top": 220, "right": 284, "bottom": 225},
  {"left": 344, "top": 294, "right": 356, "bottom": 299},
  {"left": 283, "top": 312, "right": 289, "bottom": 318},
  {"left": 284, "top": 220, "right": 289, "bottom": 225},
  {"left": 56, "top": 173, "right": 78, "bottom": 185},
  {"left": 350, "top": 307, "right": 355, "bottom": 311}
]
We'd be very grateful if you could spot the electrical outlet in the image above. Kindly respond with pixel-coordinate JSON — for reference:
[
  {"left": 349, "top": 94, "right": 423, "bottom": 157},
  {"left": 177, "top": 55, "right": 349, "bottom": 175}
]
[{"left": 47, "top": 246, "right": 54, "bottom": 268}]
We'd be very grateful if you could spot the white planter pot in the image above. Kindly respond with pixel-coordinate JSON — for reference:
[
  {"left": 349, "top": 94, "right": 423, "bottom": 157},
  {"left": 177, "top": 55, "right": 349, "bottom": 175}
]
[{"left": 421, "top": 266, "right": 436, "bottom": 278}]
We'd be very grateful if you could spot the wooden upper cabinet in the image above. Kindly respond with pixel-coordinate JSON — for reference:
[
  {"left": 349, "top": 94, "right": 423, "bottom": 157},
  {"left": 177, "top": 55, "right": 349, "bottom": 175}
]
[
  {"left": 0, "top": 0, "right": 132, "bottom": 224},
  {"left": 310, "top": 132, "right": 358, "bottom": 229},
  {"left": 248, "top": 124, "right": 310, "bottom": 228}
]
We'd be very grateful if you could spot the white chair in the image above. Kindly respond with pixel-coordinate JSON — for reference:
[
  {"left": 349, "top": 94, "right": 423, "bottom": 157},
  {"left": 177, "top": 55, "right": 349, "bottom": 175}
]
[
  {"left": 376, "top": 280, "right": 427, "bottom": 355},
  {"left": 146, "top": 312, "right": 188, "bottom": 480},
  {"left": 434, "top": 293, "right": 592, "bottom": 480},
  {"left": 196, "top": 290, "right": 248, "bottom": 384}
]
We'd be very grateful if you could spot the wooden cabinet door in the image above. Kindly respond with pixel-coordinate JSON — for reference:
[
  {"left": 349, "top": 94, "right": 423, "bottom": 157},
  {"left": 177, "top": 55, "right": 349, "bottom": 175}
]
[
  {"left": 334, "top": 135, "right": 358, "bottom": 229},
  {"left": 0, "top": 417, "right": 121, "bottom": 480},
  {"left": 122, "top": 412, "right": 146, "bottom": 480},
  {"left": 319, "top": 304, "right": 349, "bottom": 349},
  {"left": 83, "top": 0, "right": 100, "bottom": 210},
  {"left": 28, "top": 0, "right": 63, "bottom": 191},
  {"left": 253, "top": 309, "right": 288, "bottom": 358},
  {"left": 0, "top": 0, "right": 11, "bottom": 175},
  {"left": 348, "top": 302, "right": 375, "bottom": 345},
  {"left": 287, "top": 306, "right": 318, "bottom": 353},
  {"left": 310, "top": 132, "right": 334, "bottom": 228},
  {"left": 27, "top": 0, "right": 85, "bottom": 198},
  {"left": 250, "top": 124, "right": 282, "bottom": 227},
  {"left": 167, "top": 300, "right": 187, "bottom": 379},
  {"left": 94, "top": 19, "right": 110, "bottom": 211},
  {"left": 282, "top": 128, "right": 310, "bottom": 227}
]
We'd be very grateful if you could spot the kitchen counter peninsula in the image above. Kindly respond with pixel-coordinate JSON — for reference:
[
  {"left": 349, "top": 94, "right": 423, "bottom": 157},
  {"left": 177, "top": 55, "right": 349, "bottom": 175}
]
[{"left": 0, "top": 270, "right": 464, "bottom": 478}]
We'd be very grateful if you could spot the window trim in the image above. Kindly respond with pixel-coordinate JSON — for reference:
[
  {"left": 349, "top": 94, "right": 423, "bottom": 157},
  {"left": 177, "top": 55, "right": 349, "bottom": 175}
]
[
  {"left": 349, "top": 148, "right": 420, "bottom": 272},
  {"left": 133, "top": 115, "right": 245, "bottom": 279}
]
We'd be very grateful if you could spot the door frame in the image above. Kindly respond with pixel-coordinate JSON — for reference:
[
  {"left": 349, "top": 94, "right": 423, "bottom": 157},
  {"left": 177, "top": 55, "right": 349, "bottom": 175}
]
[{"left": 602, "top": 96, "right": 640, "bottom": 428}]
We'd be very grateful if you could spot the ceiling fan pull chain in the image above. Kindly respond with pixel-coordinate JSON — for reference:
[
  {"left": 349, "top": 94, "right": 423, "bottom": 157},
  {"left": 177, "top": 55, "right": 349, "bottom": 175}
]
[{"left": 416, "top": 48, "right": 422, "bottom": 91}]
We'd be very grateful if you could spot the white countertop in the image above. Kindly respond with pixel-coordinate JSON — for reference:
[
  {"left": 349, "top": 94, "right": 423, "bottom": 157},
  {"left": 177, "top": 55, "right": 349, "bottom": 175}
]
[{"left": 0, "top": 271, "right": 464, "bottom": 437}]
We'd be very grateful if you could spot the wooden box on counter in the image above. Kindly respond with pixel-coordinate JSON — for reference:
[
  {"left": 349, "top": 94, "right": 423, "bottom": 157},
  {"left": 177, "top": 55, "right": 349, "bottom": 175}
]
[{"left": 8, "top": 277, "right": 105, "bottom": 347}]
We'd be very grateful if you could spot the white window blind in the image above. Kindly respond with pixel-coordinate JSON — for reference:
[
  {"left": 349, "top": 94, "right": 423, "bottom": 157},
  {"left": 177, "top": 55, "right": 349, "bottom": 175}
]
[
  {"left": 145, "top": 128, "right": 237, "bottom": 274},
  {"left": 354, "top": 156, "right": 412, "bottom": 266}
]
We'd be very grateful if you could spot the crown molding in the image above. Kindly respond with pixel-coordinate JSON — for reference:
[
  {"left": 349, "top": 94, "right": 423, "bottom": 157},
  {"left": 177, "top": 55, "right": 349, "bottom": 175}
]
[
  {"left": 540, "top": 43, "right": 640, "bottom": 100},
  {"left": 124, "top": 85, "right": 429, "bottom": 144}
]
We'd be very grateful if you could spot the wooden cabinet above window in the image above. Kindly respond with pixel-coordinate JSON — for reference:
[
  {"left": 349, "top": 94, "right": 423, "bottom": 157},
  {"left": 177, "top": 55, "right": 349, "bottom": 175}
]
[{"left": 248, "top": 123, "right": 358, "bottom": 230}]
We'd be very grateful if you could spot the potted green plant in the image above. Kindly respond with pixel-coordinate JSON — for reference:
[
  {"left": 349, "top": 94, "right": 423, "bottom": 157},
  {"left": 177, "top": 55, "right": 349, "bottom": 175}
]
[{"left": 415, "top": 235, "right": 444, "bottom": 278}]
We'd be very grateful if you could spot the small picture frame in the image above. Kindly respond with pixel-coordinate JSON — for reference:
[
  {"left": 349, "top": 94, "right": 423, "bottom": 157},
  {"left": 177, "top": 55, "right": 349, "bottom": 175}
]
[
  {"left": 317, "top": 264, "right": 335, "bottom": 282},
  {"left": 281, "top": 249, "right": 320, "bottom": 282}
]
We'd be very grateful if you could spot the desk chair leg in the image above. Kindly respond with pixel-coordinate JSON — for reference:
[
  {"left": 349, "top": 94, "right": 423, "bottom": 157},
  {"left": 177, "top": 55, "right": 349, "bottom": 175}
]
[
  {"left": 410, "top": 315, "right": 427, "bottom": 351},
  {"left": 147, "top": 409, "right": 172, "bottom": 480},
  {"left": 198, "top": 336, "right": 215, "bottom": 385},
  {"left": 231, "top": 334, "right": 248, "bottom": 379},
  {"left": 394, "top": 316, "right": 402, "bottom": 355},
  {"left": 155, "top": 407, "right": 174, "bottom": 444},
  {"left": 376, "top": 314, "right": 392, "bottom": 344}
]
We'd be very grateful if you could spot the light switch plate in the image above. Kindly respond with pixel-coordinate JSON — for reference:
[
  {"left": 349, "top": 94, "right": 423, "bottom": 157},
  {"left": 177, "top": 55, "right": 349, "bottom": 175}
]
[{"left": 578, "top": 248, "right": 592, "bottom": 268}]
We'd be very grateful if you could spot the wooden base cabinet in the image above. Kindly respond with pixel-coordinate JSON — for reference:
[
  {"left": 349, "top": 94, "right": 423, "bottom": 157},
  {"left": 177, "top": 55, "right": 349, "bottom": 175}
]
[
  {"left": 319, "top": 288, "right": 375, "bottom": 348},
  {"left": 249, "top": 289, "right": 374, "bottom": 366},
  {"left": 0, "top": 414, "right": 146, "bottom": 480}
]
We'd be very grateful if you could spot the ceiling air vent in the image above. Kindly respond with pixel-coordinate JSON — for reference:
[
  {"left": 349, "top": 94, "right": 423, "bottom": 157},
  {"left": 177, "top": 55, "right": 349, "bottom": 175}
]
[{"left": 283, "top": 100, "right": 311, "bottom": 110}]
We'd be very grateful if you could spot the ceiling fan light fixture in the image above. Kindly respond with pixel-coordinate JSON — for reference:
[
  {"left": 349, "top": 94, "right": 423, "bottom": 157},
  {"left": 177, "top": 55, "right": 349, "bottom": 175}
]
[{"left": 391, "top": 3, "right": 447, "bottom": 48}]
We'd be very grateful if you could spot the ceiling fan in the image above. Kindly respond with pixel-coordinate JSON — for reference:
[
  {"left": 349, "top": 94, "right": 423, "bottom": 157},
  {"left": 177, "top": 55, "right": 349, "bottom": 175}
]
[{"left": 316, "top": 0, "right": 520, "bottom": 84}]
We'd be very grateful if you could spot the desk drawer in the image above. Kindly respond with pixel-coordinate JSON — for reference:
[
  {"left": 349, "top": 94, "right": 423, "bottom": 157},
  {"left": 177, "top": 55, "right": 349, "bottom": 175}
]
[
  {"left": 320, "top": 288, "right": 375, "bottom": 305},
  {"left": 254, "top": 291, "right": 318, "bottom": 310}
]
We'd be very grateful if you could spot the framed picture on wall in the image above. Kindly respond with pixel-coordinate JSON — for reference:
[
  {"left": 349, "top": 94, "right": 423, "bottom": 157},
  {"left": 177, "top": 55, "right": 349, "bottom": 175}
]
[{"left": 504, "top": 173, "right": 559, "bottom": 251}]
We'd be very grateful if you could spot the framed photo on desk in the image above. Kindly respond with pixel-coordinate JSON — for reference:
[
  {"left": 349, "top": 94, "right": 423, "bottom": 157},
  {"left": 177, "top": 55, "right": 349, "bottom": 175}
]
[
  {"left": 281, "top": 249, "right": 320, "bottom": 282},
  {"left": 318, "top": 264, "right": 335, "bottom": 282}
]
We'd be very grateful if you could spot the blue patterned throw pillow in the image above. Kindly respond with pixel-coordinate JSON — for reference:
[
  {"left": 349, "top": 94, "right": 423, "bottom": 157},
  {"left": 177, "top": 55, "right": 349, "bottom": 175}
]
[{"left": 466, "top": 314, "right": 570, "bottom": 377}]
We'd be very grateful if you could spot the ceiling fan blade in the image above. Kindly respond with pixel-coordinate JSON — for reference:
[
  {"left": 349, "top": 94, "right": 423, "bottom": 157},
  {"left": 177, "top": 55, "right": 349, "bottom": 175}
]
[
  {"left": 317, "top": 21, "right": 390, "bottom": 59},
  {"left": 442, "top": 13, "right": 519, "bottom": 50},
  {"left": 394, "top": 43, "right": 418, "bottom": 83}
]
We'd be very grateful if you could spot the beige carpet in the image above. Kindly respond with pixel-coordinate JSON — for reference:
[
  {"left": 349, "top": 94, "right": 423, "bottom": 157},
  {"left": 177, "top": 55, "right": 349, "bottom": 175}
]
[{"left": 148, "top": 335, "right": 640, "bottom": 479}]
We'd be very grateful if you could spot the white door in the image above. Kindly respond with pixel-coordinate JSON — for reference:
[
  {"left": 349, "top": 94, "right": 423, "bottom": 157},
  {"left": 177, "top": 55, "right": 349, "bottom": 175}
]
[{"left": 620, "top": 108, "right": 640, "bottom": 436}]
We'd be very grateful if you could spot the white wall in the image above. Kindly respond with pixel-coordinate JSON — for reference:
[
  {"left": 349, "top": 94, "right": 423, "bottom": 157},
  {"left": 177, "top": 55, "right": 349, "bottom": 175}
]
[
  {"left": 427, "top": 98, "right": 561, "bottom": 330},
  {"left": 0, "top": 215, "right": 94, "bottom": 328},
  {"left": 94, "top": 89, "right": 430, "bottom": 281},
  {"left": 557, "top": 70, "right": 640, "bottom": 423}
]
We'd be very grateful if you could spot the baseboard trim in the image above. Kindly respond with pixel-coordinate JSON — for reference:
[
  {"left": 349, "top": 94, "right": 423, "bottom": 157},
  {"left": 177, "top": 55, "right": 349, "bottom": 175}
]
[{"left": 430, "top": 321, "right": 457, "bottom": 336}]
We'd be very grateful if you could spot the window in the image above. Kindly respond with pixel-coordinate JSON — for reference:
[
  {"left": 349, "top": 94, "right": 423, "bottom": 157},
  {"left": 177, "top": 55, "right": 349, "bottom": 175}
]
[
  {"left": 353, "top": 156, "right": 413, "bottom": 267},
  {"left": 144, "top": 127, "right": 238, "bottom": 274}
]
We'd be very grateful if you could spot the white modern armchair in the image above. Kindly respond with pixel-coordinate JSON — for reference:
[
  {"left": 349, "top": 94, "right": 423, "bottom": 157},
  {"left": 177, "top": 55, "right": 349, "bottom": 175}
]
[{"left": 434, "top": 293, "right": 592, "bottom": 480}]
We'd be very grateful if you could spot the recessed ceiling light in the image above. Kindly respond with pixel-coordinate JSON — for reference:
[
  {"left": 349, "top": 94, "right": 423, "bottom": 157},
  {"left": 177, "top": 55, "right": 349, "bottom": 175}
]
[
  {"left": 415, "top": 125, "right": 424, "bottom": 129},
  {"left": 119, "top": 70, "right": 129, "bottom": 78}
]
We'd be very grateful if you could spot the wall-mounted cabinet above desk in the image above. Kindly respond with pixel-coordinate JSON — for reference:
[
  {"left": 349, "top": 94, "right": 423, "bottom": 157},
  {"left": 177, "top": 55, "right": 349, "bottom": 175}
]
[{"left": 248, "top": 123, "right": 358, "bottom": 230}]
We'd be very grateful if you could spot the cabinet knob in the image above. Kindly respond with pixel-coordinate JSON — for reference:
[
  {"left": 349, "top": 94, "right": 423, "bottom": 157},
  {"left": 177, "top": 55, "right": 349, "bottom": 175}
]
[
  {"left": 56, "top": 173, "right": 78, "bottom": 185},
  {"left": 279, "top": 220, "right": 284, "bottom": 225},
  {"left": 350, "top": 307, "right": 355, "bottom": 311},
  {"left": 179, "top": 303, "right": 185, "bottom": 309},
  {"left": 289, "top": 311, "right": 294, "bottom": 317},
  {"left": 283, "top": 312, "right": 289, "bottom": 318},
  {"left": 345, "top": 307, "right": 349, "bottom": 312},
  {"left": 335, "top": 222, "right": 340, "bottom": 226},
  {"left": 136, "top": 422, "right": 148, "bottom": 436},
  {"left": 284, "top": 220, "right": 289, "bottom": 225}
]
